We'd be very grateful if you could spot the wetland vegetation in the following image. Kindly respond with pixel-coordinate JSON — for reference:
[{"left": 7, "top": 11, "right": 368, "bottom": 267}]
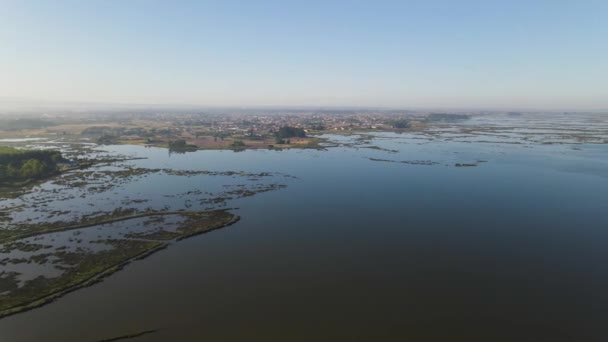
[
  {"left": 0, "top": 147, "right": 63, "bottom": 186},
  {"left": 0, "top": 209, "right": 239, "bottom": 318},
  {"left": 0, "top": 139, "right": 295, "bottom": 320},
  {"left": 0, "top": 111, "right": 607, "bottom": 341}
]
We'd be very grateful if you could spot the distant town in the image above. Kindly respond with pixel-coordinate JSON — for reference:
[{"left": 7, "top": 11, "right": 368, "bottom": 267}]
[{"left": 0, "top": 109, "right": 509, "bottom": 151}]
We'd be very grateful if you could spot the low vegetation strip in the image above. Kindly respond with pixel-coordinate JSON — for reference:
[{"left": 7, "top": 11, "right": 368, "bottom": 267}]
[
  {"left": 0, "top": 210, "right": 192, "bottom": 244},
  {"left": 0, "top": 209, "right": 239, "bottom": 319},
  {"left": 98, "top": 329, "right": 159, "bottom": 342},
  {"left": 0, "top": 240, "right": 166, "bottom": 319}
]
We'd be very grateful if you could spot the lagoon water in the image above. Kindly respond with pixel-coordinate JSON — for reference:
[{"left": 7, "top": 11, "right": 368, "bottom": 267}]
[{"left": 1, "top": 129, "right": 608, "bottom": 341}]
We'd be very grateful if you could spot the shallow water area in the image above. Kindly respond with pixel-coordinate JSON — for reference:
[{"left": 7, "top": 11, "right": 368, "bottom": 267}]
[{"left": 0, "top": 114, "right": 607, "bottom": 341}]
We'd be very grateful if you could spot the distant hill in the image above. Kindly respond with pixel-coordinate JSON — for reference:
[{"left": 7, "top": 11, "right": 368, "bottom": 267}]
[{"left": 0, "top": 118, "right": 56, "bottom": 131}]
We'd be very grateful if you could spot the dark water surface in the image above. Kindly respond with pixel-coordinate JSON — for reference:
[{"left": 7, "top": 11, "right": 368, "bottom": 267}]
[{"left": 1, "top": 130, "right": 608, "bottom": 341}]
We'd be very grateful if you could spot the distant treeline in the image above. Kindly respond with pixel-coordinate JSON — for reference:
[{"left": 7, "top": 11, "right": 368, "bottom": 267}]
[
  {"left": 0, "top": 147, "right": 63, "bottom": 182},
  {"left": 0, "top": 119, "right": 56, "bottom": 131},
  {"left": 168, "top": 139, "right": 197, "bottom": 152},
  {"left": 391, "top": 119, "right": 411, "bottom": 129},
  {"left": 274, "top": 126, "right": 306, "bottom": 144},
  {"left": 82, "top": 126, "right": 149, "bottom": 136},
  {"left": 275, "top": 126, "right": 306, "bottom": 139},
  {"left": 427, "top": 113, "right": 470, "bottom": 121},
  {"left": 96, "top": 134, "right": 119, "bottom": 145}
]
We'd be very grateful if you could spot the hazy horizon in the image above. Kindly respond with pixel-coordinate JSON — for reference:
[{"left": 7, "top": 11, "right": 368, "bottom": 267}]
[
  {"left": 1, "top": 1, "right": 607, "bottom": 111},
  {"left": 3, "top": 3, "right": 608, "bottom": 342},
  {"left": 0, "top": 97, "right": 607, "bottom": 115}
]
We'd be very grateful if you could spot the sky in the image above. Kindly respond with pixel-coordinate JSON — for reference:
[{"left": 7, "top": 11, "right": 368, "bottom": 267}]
[{"left": 1, "top": 0, "right": 607, "bottom": 110}]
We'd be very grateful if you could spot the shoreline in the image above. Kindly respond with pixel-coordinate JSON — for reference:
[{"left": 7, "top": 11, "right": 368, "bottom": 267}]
[
  {"left": 0, "top": 209, "right": 240, "bottom": 320},
  {"left": 0, "top": 210, "right": 207, "bottom": 244}
]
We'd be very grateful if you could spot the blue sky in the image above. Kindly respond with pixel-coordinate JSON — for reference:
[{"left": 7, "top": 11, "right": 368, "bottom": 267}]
[{"left": 1, "top": 0, "right": 606, "bottom": 109}]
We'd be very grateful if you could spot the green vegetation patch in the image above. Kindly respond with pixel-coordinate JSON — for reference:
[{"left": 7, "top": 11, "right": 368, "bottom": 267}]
[
  {"left": 177, "top": 210, "right": 239, "bottom": 240},
  {"left": 0, "top": 146, "right": 63, "bottom": 184},
  {"left": 168, "top": 139, "right": 197, "bottom": 152}
]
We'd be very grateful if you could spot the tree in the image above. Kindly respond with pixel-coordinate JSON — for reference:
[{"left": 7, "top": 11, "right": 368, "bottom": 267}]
[
  {"left": 0, "top": 147, "right": 62, "bottom": 182},
  {"left": 169, "top": 139, "right": 187, "bottom": 148},
  {"left": 391, "top": 119, "right": 411, "bottom": 129},
  {"left": 231, "top": 140, "right": 246, "bottom": 148},
  {"left": 169, "top": 139, "right": 197, "bottom": 152},
  {"left": 7, "top": 163, "right": 20, "bottom": 178},
  {"left": 276, "top": 126, "right": 305, "bottom": 139},
  {"left": 21, "top": 159, "right": 45, "bottom": 178}
]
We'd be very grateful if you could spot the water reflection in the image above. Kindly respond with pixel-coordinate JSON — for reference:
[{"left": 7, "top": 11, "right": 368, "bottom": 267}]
[{"left": 1, "top": 118, "right": 607, "bottom": 341}]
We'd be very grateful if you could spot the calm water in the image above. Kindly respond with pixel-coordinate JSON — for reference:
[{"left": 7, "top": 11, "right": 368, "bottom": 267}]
[{"left": 1, "top": 128, "right": 608, "bottom": 341}]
